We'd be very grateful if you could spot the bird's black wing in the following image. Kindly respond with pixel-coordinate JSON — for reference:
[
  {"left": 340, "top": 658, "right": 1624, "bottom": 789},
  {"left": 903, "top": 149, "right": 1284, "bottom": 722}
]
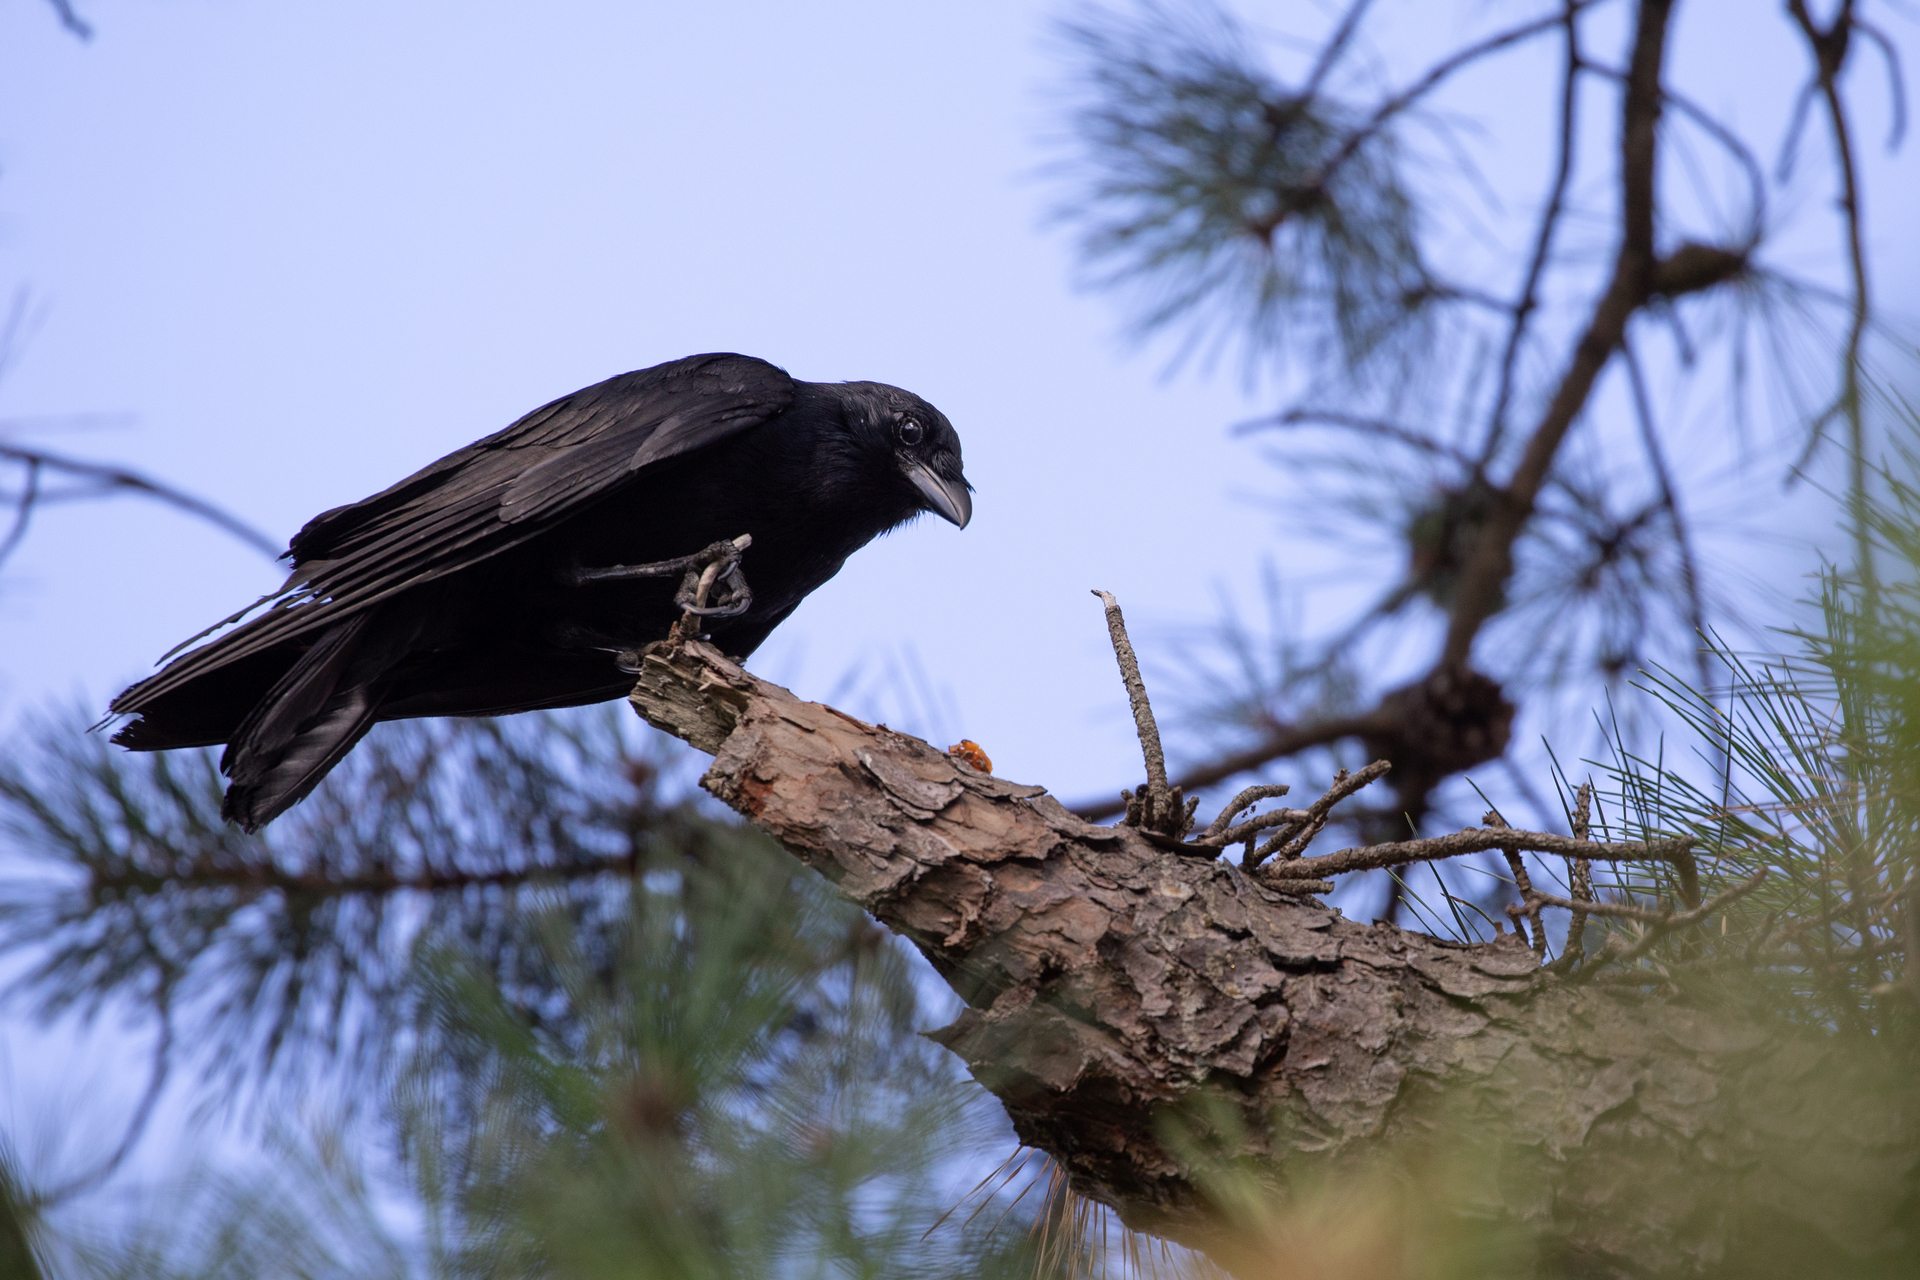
[{"left": 114, "top": 353, "right": 794, "bottom": 713}]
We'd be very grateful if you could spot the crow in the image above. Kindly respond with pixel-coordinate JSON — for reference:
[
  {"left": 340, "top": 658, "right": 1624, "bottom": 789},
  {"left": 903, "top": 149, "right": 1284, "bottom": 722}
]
[{"left": 108, "top": 352, "right": 972, "bottom": 830}]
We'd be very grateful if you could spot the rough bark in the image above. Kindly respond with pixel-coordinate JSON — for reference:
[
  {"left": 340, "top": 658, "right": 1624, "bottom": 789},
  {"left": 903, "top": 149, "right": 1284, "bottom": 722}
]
[{"left": 630, "top": 641, "right": 1917, "bottom": 1277}]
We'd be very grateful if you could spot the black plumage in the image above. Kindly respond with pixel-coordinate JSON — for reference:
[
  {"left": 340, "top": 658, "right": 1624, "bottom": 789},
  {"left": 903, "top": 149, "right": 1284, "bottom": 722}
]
[{"left": 109, "top": 353, "right": 972, "bottom": 830}]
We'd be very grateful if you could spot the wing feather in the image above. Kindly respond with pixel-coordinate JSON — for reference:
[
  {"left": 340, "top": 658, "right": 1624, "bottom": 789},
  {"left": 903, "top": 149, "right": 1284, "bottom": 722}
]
[{"left": 113, "top": 352, "right": 793, "bottom": 715}]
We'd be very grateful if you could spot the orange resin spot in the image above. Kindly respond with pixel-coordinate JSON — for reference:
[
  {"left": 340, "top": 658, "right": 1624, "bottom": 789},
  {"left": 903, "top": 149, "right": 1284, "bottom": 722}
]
[{"left": 947, "top": 739, "right": 993, "bottom": 773}]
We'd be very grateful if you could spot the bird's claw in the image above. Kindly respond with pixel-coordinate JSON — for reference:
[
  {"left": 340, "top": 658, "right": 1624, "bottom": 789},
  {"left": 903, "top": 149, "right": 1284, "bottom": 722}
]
[
  {"left": 676, "top": 558, "right": 752, "bottom": 618},
  {"left": 671, "top": 535, "right": 753, "bottom": 619}
]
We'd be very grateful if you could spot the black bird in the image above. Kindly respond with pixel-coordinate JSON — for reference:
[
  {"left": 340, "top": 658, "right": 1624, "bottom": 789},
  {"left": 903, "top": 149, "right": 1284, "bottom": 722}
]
[{"left": 109, "top": 353, "right": 971, "bottom": 830}]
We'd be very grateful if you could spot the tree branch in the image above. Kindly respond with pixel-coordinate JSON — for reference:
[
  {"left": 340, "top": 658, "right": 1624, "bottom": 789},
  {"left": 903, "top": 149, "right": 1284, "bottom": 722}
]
[
  {"left": 85, "top": 850, "right": 637, "bottom": 903},
  {"left": 42, "top": 0, "right": 91, "bottom": 40},
  {"left": 1260, "top": 823, "right": 1697, "bottom": 881},
  {"left": 1440, "top": 0, "right": 1676, "bottom": 667},
  {"left": 1076, "top": 2, "right": 1708, "bottom": 823},
  {"left": 625, "top": 639, "right": 1917, "bottom": 1276},
  {"left": 1301, "top": 2, "right": 1603, "bottom": 198},
  {"left": 0, "top": 444, "right": 281, "bottom": 570},
  {"left": 1071, "top": 711, "right": 1382, "bottom": 821},
  {"left": 1483, "top": 0, "right": 1583, "bottom": 465},
  {"left": 1785, "top": 0, "right": 1877, "bottom": 594},
  {"left": 1621, "top": 339, "right": 1712, "bottom": 695}
]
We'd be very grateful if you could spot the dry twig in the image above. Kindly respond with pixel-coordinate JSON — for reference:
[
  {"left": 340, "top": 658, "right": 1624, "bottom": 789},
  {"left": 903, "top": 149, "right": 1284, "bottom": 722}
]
[
  {"left": 1263, "top": 827, "right": 1698, "bottom": 881},
  {"left": 1095, "top": 590, "right": 1199, "bottom": 844},
  {"left": 1246, "top": 761, "right": 1390, "bottom": 868},
  {"left": 1544, "top": 782, "right": 1596, "bottom": 974},
  {"left": 1570, "top": 870, "right": 1771, "bottom": 984}
]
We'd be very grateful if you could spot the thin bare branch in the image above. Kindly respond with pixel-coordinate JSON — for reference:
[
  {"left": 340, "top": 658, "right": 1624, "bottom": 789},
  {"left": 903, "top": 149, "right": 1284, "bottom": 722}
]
[
  {"left": 1096, "top": 589, "right": 1199, "bottom": 840},
  {"left": 1785, "top": 0, "right": 1876, "bottom": 594},
  {"left": 1544, "top": 782, "right": 1596, "bottom": 974},
  {"left": 1484, "top": 0, "right": 1582, "bottom": 466},
  {"left": 1569, "top": 870, "right": 1771, "bottom": 983},
  {"left": 42, "top": 0, "right": 91, "bottom": 40},
  {"left": 1200, "top": 782, "right": 1294, "bottom": 840},
  {"left": 1071, "top": 711, "right": 1381, "bottom": 820},
  {"left": 84, "top": 850, "right": 637, "bottom": 903},
  {"left": 1301, "top": 2, "right": 1604, "bottom": 199},
  {"left": 1247, "top": 759, "right": 1391, "bottom": 867},
  {"left": 1621, "top": 339, "right": 1712, "bottom": 695},
  {"left": 0, "top": 443, "right": 280, "bottom": 566},
  {"left": 1244, "top": 407, "right": 1481, "bottom": 468},
  {"left": 1263, "top": 825, "right": 1698, "bottom": 881},
  {"left": 1854, "top": 20, "right": 1908, "bottom": 149},
  {"left": 1093, "top": 590, "right": 1168, "bottom": 800},
  {"left": 1440, "top": 0, "right": 1676, "bottom": 666},
  {"left": 1485, "top": 808, "right": 1552, "bottom": 959},
  {"left": 31, "top": 966, "right": 171, "bottom": 1207},
  {"left": 0, "top": 456, "right": 40, "bottom": 569},
  {"left": 1301, "top": 0, "right": 1375, "bottom": 98},
  {"left": 1576, "top": 60, "right": 1768, "bottom": 240}
]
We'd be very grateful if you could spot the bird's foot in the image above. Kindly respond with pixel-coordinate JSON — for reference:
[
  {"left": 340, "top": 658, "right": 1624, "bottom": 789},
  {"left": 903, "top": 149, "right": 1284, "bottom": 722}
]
[
  {"left": 570, "top": 535, "right": 754, "bottom": 660},
  {"left": 567, "top": 534, "right": 754, "bottom": 623}
]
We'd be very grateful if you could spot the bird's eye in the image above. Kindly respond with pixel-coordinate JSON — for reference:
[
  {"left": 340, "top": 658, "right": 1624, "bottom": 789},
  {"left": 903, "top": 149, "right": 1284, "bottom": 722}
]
[{"left": 896, "top": 419, "right": 925, "bottom": 447}]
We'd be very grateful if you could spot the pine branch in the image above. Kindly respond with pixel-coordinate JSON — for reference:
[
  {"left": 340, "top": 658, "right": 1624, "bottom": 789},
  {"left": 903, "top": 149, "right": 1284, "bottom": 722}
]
[{"left": 625, "top": 636, "right": 1919, "bottom": 1275}]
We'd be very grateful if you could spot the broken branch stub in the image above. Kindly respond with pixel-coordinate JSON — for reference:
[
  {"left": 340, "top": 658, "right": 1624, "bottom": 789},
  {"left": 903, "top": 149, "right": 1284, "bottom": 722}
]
[
  {"left": 625, "top": 639, "right": 1915, "bottom": 1274},
  {"left": 1093, "top": 590, "right": 1192, "bottom": 841}
]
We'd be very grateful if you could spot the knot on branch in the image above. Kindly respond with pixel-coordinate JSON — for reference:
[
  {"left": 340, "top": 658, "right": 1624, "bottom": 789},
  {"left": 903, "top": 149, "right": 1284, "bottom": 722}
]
[
  {"left": 1363, "top": 662, "right": 1513, "bottom": 799},
  {"left": 1650, "top": 241, "right": 1749, "bottom": 298},
  {"left": 1119, "top": 782, "right": 1200, "bottom": 845},
  {"left": 1407, "top": 477, "right": 1505, "bottom": 609}
]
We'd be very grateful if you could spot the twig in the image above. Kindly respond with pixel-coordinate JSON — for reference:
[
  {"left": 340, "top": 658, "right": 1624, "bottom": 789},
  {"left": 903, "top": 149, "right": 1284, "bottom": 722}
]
[
  {"left": 1071, "top": 711, "right": 1380, "bottom": 820},
  {"left": 1245, "top": 408, "right": 1481, "bottom": 468},
  {"left": 1301, "top": 0, "right": 1375, "bottom": 98},
  {"left": 1486, "top": 808, "right": 1551, "bottom": 960},
  {"left": 1484, "top": 0, "right": 1582, "bottom": 465},
  {"left": 1259, "top": 876, "right": 1336, "bottom": 896},
  {"left": 0, "top": 454, "right": 41, "bottom": 568},
  {"left": 1545, "top": 782, "right": 1595, "bottom": 974},
  {"left": 1264, "top": 826, "right": 1697, "bottom": 881},
  {"left": 87, "top": 850, "right": 638, "bottom": 900},
  {"left": 1246, "top": 760, "right": 1390, "bottom": 868},
  {"left": 33, "top": 964, "right": 172, "bottom": 1206},
  {"left": 1300, "top": 3, "right": 1601, "bottom": 200},
  {"left": 1574, "top": 62, "right": 1767, "bottom": 239},
  {"left": 1200, "top": 783, "right": 1294, "bottom": 841},
  {"left": 1570, "top": 870, "right": 1770, "bottom": 983},
  {"left": 1208, "top": 805, "right": 1315, "bottom": 847},
  {"left": 1854, "top": 20, "right": 1908, "bottom": 150},
  {"left": 1094, "top": 590, "right": 1191, "bottom": 839},
  {"left": 1785, "top": 0, "right": 1876, "bottom": 598},
  {"left": 1621, "top": 340, "right": 1712, "bottom": 698},
  {"left": 0, "top": 443, "right": 281, "bottom": 566},
  {"left": 43, "top": 0, "right": 92, "bottom": 40}
]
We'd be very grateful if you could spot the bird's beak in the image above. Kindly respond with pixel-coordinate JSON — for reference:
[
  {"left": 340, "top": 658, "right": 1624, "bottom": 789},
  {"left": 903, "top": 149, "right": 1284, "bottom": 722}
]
[{"left": 903, "top": 458, "right": 972, "bottom": 529}]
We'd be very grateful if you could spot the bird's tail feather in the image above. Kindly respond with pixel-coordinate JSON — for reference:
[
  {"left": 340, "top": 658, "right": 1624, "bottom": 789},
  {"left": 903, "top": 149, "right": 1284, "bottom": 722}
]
[
  {"left": 219, "top": 608, "right": 413, "bottom": 831},
  {"left": 222, "top": 684, "right": 382, "bottom": 831}
]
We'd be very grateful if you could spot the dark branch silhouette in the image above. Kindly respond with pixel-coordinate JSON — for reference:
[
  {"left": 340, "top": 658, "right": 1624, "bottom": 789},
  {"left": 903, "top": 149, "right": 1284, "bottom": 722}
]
[{"left": 0, "top": 442, "right": 280, "bottom": 574}]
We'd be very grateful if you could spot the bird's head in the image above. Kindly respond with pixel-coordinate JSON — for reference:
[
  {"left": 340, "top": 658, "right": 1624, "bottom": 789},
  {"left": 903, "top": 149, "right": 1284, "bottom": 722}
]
[{"left": 837, "top": 382, "right": 972, "bottom": 530}]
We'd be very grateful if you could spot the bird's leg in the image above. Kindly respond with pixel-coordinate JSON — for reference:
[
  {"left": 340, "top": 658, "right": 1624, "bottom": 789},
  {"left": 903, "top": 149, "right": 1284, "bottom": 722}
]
[
  {"left": 564, "top": 533, "right": 752, "bottom": 594},
  {"left": 574, "top": 535, "right": 754, "bottom": 668}
]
